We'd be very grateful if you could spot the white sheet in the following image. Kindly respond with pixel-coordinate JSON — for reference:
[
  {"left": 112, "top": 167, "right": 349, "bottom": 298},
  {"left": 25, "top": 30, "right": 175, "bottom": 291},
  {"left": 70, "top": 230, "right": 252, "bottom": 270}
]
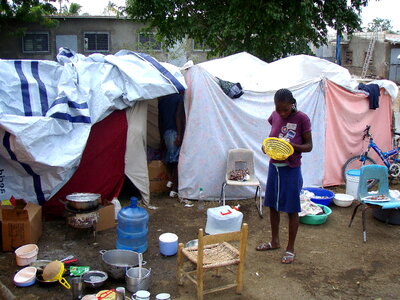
[{"left": 178, "top": 65, "right": 325, "bottom": 200}]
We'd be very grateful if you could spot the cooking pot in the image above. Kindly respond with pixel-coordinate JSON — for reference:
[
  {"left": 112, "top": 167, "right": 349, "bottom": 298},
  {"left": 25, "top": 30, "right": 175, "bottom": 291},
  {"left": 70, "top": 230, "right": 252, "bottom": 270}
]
[
  {"left": 126, "top": 267, "right": 151, "bottom": 293},
  {"left": 65, "top": 193, "right": 101, "bottom": 210},
  {"left": 36, "top": 274, "right": 59, "bottom": 286},
  {"left": 99, "top": 249, "right": 146, "bottom": 280}
]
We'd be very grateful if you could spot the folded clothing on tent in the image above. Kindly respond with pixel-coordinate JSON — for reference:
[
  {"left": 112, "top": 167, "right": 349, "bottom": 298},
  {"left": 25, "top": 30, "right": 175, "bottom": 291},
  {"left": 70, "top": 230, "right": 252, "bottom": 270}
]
[{"left": 358, "top": 83, "right": 380, "bottom": 110}]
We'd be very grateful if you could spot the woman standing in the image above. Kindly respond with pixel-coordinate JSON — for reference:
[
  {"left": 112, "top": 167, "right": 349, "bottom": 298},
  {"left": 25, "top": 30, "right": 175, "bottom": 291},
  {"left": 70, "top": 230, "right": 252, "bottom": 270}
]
[{"left": 256, "top": 88, "right": 313, "bottom": 264}]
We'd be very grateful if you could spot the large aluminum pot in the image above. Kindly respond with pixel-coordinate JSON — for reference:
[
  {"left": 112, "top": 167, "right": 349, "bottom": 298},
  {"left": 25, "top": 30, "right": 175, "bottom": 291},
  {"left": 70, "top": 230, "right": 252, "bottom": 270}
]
[
  {"left": 65, "top": 193, "right": 101, "bottom": 210},
  {"left": 126, "top": 267, "right": 151, "bottom": 293},
  {"left": 99, "top": 249, "right": 146, "bottom": 280}
]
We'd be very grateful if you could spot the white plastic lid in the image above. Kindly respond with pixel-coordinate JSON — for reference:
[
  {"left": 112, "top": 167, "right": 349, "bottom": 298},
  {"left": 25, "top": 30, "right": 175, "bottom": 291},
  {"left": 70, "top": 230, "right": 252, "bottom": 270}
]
[
  {"left": 159, "top": 233, "right": 178, "bottom": 243},
  {"left": 156, "top": 293, "right": 171, "bottom": 300},
  {"left": 136, "top": 290, "right": 150, "bottom": 297}
]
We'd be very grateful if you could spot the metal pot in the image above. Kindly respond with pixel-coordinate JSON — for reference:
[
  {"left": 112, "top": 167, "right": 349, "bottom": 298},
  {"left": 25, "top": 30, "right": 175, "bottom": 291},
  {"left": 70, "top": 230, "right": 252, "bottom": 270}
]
[
  {"left": 36, "top": 274, "right": 59, "bottom": 286},
  {"left": 65, "top": 193, "right": 101, "bottom": 210},
  {"left": 99, "top": 249, "right": 146, "bottom": 280},
  {"left": 185, "top": 239, "right": 198, "bottom": 248},
  {"left": 125, "top": 267, "right": 151, "bottom": 293},
  {"left": 82, "top": 270, "right": 108, "bottom": 289}
]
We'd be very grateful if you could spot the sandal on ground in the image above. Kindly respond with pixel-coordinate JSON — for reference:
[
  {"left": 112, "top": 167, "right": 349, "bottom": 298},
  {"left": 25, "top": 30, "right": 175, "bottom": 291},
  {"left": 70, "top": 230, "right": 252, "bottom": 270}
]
[
  {"left": 255, "top": 242, "right": 280, "bottom": 251},
  {"left": 281, "top": 251, "right": 295, "bottom": 264}
]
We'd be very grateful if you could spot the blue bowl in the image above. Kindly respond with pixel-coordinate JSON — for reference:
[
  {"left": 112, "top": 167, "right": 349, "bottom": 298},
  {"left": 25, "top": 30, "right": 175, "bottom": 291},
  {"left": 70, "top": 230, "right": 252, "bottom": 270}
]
[
  {"left": 302, "top": 187, "right": 334, "bottom": 206},
  {"left": 14, "top": 278, "right": 36, "bottom": 287}
]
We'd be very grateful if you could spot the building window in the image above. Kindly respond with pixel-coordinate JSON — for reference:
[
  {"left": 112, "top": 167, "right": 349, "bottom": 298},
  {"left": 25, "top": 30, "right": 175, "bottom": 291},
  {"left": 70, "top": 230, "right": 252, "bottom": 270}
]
[
  {"left": 84, "top": 32, "right": 109, "bottom": 52},
  {"left": 138, "top": 32, "right": 162, "bottom": 51},
  {"left": 344, "top": 50, "right": 353, "bottom": 65},
  {"left": 193, "top": 40, "right": 210, "bottom": 52},
  {"left": 23, "top": 32, "right": 49, "bottom": 53}
]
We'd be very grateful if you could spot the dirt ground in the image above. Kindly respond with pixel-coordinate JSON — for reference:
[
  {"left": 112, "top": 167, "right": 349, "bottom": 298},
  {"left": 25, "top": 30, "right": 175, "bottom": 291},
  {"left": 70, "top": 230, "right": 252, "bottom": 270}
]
[{"left": 1, "top": 183, "right": 400, "bottom": 300}]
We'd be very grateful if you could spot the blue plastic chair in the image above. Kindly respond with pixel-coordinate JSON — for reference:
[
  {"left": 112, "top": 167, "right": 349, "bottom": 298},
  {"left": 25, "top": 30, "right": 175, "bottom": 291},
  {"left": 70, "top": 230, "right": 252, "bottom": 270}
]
[{"left": 348, "top": 165, "right": 399, "bottom": 242}]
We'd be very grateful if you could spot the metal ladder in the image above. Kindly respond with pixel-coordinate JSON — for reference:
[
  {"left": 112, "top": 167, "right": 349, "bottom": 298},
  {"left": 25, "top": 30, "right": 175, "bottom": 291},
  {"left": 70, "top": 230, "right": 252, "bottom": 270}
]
[{"left": 361, "top": 31, "right": 378, "bottom": 78}]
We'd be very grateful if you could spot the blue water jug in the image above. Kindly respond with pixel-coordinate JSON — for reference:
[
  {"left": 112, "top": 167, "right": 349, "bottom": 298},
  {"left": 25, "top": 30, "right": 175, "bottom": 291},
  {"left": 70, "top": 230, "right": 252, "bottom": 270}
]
[{"left": 116, "top": 197, "right": 149, "bottom": 253}]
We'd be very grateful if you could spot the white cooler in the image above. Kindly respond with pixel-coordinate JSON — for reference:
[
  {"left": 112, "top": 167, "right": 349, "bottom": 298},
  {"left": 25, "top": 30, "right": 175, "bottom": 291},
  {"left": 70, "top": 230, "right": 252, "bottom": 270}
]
[{"left": 205, "top": 205, "right": 243, "bottom": 235}]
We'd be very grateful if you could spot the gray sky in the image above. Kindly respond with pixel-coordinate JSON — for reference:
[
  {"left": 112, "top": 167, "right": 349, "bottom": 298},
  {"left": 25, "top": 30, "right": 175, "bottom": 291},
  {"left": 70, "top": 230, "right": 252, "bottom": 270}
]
[
  {"left": 72, "top": 0, "right": 400, "bottom": 31},
  {"left": 361, "top": 0, "right": 400, "bottom": 31}
]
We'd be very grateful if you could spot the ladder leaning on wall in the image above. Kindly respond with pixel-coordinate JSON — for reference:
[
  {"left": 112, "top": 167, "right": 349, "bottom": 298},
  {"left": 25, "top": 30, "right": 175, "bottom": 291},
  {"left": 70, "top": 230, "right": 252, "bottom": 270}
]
[{"left": 361, "top": 31, "right": 379, "bottom": 78}]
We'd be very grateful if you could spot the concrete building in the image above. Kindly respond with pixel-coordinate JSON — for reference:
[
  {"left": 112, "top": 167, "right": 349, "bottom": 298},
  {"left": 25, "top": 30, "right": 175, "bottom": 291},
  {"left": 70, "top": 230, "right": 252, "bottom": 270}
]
[
  {"left": 0, "top": 15, "right": 211, "bottom": 66},
  {"left": 312, "top": 32, "right": 400, "bottom": 83}
]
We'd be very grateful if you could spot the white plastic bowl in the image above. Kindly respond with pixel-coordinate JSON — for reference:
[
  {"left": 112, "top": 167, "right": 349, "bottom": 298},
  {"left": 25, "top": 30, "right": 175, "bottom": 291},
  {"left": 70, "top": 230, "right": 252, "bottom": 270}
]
[
  {"left": 14, "top": 266, "right": 37, "bottom": 287},
  {"left": 15, "top": 244, "right": 39, "bottom": 266},
  {"left": 334, "top": 193, "right": 354, "bottom": 207}
]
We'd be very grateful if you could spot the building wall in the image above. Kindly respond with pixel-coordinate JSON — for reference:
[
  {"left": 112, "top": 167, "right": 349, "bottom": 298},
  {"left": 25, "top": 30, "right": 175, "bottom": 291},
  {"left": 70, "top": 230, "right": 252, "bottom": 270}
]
[
  {"left": 313, "top": 32, "right": 400, "bottom": 81},
  {"left": 342, "top": 34, "right": 390, "bottom": 78},
  {"left": 0, "top": 16, "right": 211, "bottom": 66}
]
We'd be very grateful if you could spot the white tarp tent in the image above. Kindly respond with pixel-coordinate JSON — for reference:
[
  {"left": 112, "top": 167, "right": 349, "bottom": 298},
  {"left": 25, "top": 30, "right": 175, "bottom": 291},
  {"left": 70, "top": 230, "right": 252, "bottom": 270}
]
[{"left": 178, "top": 52, "right": 398, "bottom": 200}]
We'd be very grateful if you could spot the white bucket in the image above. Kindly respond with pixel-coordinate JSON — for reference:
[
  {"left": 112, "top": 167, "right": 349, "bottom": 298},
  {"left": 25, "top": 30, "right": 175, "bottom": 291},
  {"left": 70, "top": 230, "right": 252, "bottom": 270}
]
[
  {"left": 15, "top": 244, "right": 39, "bottom": 266},
  {"left": 346, "top": 169, "right": 360, "bottom": 199},
  {"left": 159, "top": 233, "right": 178, "bottom": 256}
]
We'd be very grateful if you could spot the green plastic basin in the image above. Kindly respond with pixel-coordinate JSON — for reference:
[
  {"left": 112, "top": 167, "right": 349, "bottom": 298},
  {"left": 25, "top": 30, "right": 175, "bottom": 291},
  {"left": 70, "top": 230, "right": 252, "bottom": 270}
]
[{"left": 300, "top": 204, "right": 332, "bottom": 225}]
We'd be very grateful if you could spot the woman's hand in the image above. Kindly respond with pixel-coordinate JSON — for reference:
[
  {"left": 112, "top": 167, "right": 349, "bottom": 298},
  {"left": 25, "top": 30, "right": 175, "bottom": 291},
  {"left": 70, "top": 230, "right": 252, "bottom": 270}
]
[{"left": 261, "top": 144, "right": 266, "bottom": 154}]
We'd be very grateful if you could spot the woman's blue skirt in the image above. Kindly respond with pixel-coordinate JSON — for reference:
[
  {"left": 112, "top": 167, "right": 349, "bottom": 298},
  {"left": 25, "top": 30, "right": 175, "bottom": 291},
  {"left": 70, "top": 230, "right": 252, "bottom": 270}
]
[{"left": 264, "top": 164, "right": 303, "bottom": 213}]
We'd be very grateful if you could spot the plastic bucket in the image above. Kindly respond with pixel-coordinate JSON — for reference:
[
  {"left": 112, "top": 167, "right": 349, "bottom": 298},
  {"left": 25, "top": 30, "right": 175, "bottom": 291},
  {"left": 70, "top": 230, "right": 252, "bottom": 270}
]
[
  {"left": 15, "top": 244, "right": 39, "bottom": 266},
  {"left": 159, "top": 233, "right": 178, "bottom": 256},
  {"left": 346, "top": 169, "right": 360, "bottom": 199}
]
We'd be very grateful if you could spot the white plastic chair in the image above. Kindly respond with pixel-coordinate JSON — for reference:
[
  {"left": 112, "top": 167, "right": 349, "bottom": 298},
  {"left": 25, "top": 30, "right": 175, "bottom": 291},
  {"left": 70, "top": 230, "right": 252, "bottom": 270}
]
[{"left": 219, "top": 149, "right": 263, "bottom": 217}]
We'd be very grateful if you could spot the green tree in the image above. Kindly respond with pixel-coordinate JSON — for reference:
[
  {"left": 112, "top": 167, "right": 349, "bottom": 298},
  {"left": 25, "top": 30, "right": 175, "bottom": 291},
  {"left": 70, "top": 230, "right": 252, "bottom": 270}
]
[
  {"left": 60, "top": 2, "right": 82, "bottom": 15},
  {"left": 0, "top": 0, "right": 58, "bottom": 33},
  {"left": 103, "top": 1, "right": 125, "bottom": 17},
  {"left": 366, "top": 18, "right": 393, "bottom": 32},
  {"left": 125, "top": 0, "right": 368, "bottom": 62},
  {"left": 56, "top": 0, "right": 69, "bottom": 12}
]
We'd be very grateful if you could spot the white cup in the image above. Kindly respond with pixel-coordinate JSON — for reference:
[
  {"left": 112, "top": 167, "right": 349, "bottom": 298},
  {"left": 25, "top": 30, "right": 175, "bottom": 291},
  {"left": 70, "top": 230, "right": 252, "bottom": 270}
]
[
  {"left": 133, "top": 290, "right": 150, "bottom": 300},
  {"left": 156, "top": 293, "right": 171, "bottom": 300}
]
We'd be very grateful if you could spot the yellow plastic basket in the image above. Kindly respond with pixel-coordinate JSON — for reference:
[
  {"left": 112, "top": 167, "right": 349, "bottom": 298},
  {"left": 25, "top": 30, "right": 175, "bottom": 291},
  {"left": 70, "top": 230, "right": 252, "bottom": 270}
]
[{"left": 263, "top": 137, "right": 294, "bottom": 160}]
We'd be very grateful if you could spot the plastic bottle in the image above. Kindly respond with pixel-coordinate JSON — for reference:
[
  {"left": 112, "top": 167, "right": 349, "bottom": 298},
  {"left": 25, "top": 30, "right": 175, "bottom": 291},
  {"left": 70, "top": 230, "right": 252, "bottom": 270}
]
[
  {"left": 198, "top": 188, "right": 205, "bottom": 211},
  {"left": 116, "top": 197, "right": 149, "bottom": 253},
  {"left": 111, "top": 197, "right": 121, "bottom": 220}
]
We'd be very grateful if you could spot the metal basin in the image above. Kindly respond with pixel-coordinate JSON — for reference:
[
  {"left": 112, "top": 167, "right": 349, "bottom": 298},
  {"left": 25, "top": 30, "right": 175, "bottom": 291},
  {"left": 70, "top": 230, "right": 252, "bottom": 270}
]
[
  {"left": 82, "top": 270, "right": 108, "bottom": 289},
  {"left": 65, "top": 193, "right": 101, "bottom": 210},
  {"left": 99, "top": 249, "right": 145, "bottom": 280}
]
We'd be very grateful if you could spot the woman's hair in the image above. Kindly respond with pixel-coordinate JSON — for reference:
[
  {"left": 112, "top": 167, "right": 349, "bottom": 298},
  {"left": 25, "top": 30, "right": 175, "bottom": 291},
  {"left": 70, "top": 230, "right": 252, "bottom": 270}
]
[{"left": 274, "top": 88, "right": 297, "bottom": 111}]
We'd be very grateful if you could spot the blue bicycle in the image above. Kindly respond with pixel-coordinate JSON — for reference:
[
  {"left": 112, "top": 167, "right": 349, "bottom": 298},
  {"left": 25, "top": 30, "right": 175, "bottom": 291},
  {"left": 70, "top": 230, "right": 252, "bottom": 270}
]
[{"left": 342, "top": 125, "right": 400, "bottom": 186}]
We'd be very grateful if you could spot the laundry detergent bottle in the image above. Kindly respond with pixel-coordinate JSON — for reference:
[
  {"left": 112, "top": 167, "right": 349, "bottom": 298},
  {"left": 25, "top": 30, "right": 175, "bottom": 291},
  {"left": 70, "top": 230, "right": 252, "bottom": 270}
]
[{"left": 116, "top": 196, "right": 149, "bottom": 253}]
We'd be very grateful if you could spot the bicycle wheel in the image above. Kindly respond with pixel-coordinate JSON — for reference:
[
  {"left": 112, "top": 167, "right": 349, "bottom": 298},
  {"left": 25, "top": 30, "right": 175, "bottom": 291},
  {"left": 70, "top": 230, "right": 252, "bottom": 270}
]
[{"left": 342, "top": 155, "right": 377, "bottom": 188}]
